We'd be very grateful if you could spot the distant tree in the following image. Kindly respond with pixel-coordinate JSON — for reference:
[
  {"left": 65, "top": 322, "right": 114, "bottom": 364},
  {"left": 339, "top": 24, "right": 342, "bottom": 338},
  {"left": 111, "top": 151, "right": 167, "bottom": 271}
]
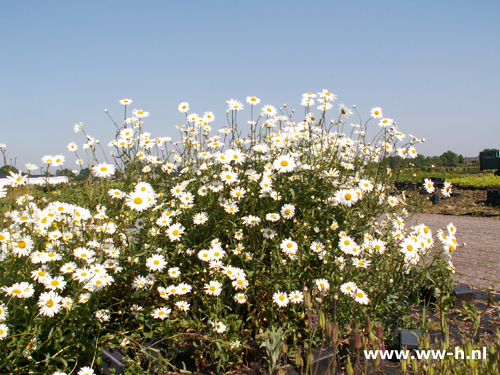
[
  {"left": 56, "top": 168, "right": 76, "bottom": 177},
  {"left": 457, "top": 154, "right": 464, "bottom": 164},
  {"left": 74, "top": 168, "right": 91, "bottom": 181},
  {"left": 0, "top": 165, "right": 19, "bottom": 177},
  {"left": 439, "top": 151, "right": 459, "bottom": 167},
  {"left": 429, "top": 155, "right": 441, "bottom": 167},
  {"left": 412, "top": 154, "right": 428, "bottom": 168}
]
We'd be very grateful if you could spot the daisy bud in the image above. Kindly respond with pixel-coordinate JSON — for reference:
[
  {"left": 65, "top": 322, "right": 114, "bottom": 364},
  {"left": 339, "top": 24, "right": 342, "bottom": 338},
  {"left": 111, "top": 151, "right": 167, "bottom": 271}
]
[
  {"left": 283, "top": 104, "right": 287, "bottom": 107},
  {"left": 375, "top": 323, "right": 383, "bottom": 341},
  {"left": 104, "top": 109, "right": 108, "bottom": 112},
  {"left": 353, "top": 323, "right": 362, "bottom": 349},
  {"left": 353, "top": 105, "right": 356, "bottom": 108},
  {"left": 365, "top": 315, "right": 372, "bottom": 334},
  {"left": 319, "top": 311, "right": 325, "bottom": 329},
  {"left": 331, "top": 322, "right": 339, "bottom": 343}
]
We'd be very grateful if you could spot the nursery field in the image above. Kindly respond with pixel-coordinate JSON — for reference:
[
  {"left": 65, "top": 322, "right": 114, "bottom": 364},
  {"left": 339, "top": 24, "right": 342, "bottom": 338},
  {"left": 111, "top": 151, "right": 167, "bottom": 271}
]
[{"left": 0, "top": 94, "right": 499, "bottom": 375}]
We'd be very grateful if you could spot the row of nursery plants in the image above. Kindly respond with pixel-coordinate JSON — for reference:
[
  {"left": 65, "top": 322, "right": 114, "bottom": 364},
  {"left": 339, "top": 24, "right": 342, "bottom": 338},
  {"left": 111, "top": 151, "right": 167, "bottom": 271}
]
[
  {"left": 0, "top": 92, "right": 459, "bottom": 374},
  {"left": 397, "top": 170, "right": 500, "bottom": 189}
]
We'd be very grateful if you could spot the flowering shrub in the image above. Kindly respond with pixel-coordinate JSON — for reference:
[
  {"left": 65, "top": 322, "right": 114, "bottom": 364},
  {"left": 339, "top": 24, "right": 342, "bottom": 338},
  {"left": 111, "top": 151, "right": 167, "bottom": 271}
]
[{"left": 0, "top": 92, "right": 457, "bottom": 373}]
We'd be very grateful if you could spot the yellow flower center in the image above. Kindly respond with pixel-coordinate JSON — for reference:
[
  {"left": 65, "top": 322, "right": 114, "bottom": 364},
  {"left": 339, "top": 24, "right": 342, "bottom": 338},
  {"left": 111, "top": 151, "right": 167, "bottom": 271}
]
[
  {"left": 172, "top": 230, "right": 179, "bottom": 236},
  {"left": 154, "top": 260, "right": 160, "bottom": 265},
  {"left": 210, "top": 286, "right": 216, "bottom": 292},
  {"left": 18, "top": 241, "right": 27, "bottom": 249},
  {"left": 280, "top": 161, "right": 289, "bottom": 167},
  {"left": 51, "top": 280, "right": 59, "bottom": 286},
  {"left": 133, "top": 197, "right": 143, "bottom": 205},
  {"left": 47, "top": 300, "right": 54, "bottom": 307},
  {"left": 279, "top": 295, "right": 285, "bottom": 301},
  {"left": 345, "top": 193, "right": 352, "bottom": 200},
  {"left": 357, "top": 292, "right": 364, "bottom": 298}
]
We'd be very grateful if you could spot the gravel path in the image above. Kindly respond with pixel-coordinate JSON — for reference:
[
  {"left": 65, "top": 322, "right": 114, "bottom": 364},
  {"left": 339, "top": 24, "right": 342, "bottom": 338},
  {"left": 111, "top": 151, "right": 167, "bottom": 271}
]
[{"left": 407, "top": 213, "right": 500, "bottom": 292}]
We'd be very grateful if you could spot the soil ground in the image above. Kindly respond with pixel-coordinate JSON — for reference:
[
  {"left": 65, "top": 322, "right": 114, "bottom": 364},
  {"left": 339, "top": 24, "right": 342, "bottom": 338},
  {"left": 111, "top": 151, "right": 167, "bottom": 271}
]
[
  {"left": 406, "top": 213, "right": 500, "bottom": 292},
  {"left": 415, "top": 188, "right": 500, "bottom": 218},
  {"left": 404, "top": 186, "right": 500, "bottom": 292}
]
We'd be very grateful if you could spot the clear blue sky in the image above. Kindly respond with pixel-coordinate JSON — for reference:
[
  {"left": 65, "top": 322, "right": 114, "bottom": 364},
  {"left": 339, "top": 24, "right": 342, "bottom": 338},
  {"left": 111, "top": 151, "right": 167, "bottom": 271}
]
[{"left": 1, "top": 0, "right": 499, "bottom": 171}]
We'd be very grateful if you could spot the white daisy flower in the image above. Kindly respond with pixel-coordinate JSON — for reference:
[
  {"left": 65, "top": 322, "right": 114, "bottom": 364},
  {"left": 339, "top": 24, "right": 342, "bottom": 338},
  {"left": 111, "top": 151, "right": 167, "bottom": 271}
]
[{"left": 273, "top": 291, "right": 289, "bottom": 307}]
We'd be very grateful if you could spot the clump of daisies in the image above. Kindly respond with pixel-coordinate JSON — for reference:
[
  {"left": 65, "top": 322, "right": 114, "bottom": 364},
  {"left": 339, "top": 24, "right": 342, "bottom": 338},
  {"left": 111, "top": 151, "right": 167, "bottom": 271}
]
[{"left": 0, "top": 92, "right": 456, "bottom": 372}]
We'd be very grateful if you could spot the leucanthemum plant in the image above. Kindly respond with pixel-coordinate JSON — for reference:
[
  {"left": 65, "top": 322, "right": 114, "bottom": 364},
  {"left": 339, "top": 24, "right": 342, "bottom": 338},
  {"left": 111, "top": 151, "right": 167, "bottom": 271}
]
[{"left": 0, "top": 91, "right": 457, "bottom": 373}]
